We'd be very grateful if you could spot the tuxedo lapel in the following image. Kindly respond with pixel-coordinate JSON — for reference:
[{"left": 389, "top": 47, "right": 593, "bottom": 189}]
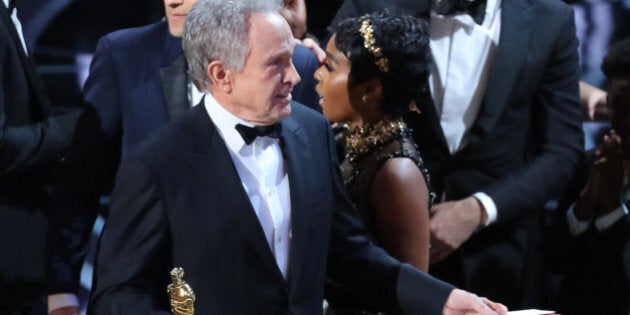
[
  {"left": 1, "top": 7, "right": 51, "bottom": 116},
  {"left": 279, "top": 115, "right": 316, "bottom": 287},
  {"left": 159, "top": 33, "right": 189, "bottom": 120},
  {"left": 183, "top": 106, "right": 285, "bottom": 283},
  {"left": 160, "top": 54, "right": 189, "bottom": 120},
  {"left": 467, "top": 0, "right": 536, "bottom": 146}
]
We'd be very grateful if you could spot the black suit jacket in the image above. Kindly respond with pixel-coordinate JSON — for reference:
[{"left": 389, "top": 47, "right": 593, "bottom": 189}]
[
  {"left": 555, "top": 215, "right": 630, "bottom": 315},
  {"left": 331, "top": 0, "right": 584, "bottom": 306},
  {"left": 0, "top": 5, "right": 80, "bottom": 306},
  {"left": 90, "top": 103, "right": 453, "bottom": 315}
]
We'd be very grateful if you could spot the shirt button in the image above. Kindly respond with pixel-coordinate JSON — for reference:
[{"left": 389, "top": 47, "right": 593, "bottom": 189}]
[{"left": 268, "top": 188, "right": 275, "bottom": 196}]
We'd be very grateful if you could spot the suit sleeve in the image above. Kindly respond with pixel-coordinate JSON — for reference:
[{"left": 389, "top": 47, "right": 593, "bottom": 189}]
[
  {"left": 47, "top": 107, "right": 119, "bottom": 295},
  {"left": 322, "top": 119, "right": 453, "bottom": 314},
  {"left": 0, "top": 25, "right": 80, "bottom": 175},
  {"left": 486, "top": 6, "right": 584, "bottom": 221},
  {"left": 82, "top": 35, "right": 124, "bottom": 137},
  {"left": 46, "top": 35, "right": 123, "bottom": 295},
  {"left": 0, "top": 110, "right": 79, "bottom": 175},
  {"left": 291, "top": 45, "right": 321, "bottom": 112},
  {"left": 90, "top": 158, "right": 173, "bottom": 315}
]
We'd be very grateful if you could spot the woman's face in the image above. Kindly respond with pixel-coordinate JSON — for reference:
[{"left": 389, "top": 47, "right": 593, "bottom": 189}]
[{"left": 314, "top": 34, "right": 362, "bottom": 124}]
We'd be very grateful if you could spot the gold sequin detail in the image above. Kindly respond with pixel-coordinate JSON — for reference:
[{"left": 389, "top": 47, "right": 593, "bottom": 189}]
[{"left": 344, "top": 117, "right": 407, "bottom": 162}]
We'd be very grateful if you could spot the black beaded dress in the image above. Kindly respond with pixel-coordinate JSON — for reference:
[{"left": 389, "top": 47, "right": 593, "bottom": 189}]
[{"left": 326, "top": 117, "right": 433, "bottom": 315}]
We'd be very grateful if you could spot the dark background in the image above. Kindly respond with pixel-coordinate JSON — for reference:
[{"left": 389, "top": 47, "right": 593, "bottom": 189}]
[
  {"left": 15, "top": 0, "right": 344, "bottom": 111},
  {"left": 13, "top": 0, "right": 630, "bottom": 111}
]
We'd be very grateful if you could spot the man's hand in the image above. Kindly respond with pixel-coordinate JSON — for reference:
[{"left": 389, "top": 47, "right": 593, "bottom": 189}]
[
  {"left": 429, "top": 197, "right": 485, "bottom": 263},
  {"left": 580, "top": 81, "right": 610, "bottom": 121},
  {"left": 49, "top": 306, "right": 80, "bottom": 315},
  {"left": 298, "top": 38, "right": 325, "bottom": 64},
  {"left": 443, "top": 289, "right": 508, "bottom": 315}
]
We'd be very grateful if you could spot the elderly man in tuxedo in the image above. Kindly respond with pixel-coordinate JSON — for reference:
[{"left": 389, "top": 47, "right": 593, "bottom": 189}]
[
  {"left": 46, "top": 0, "right": 321, "bottom": 314},
  {"left": 89, "top": 0, "right": 508, "bottom": 314},
  {"left": 0, "top": 0, "right": 80, "bottom": 314},
  {"left": 329, "top": 0, "right": 584, "bottom": 308}
]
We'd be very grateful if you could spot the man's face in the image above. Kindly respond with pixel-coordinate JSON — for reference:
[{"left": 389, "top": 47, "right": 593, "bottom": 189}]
[
  {"left": 164, "top": 0, "right": 196, "bottom": 37},
  {"left": 225, "top": 13, "right": 300, "bottom": 125},
  {"left": 608, "top": 77, "right": 630, "bottom": 157}
]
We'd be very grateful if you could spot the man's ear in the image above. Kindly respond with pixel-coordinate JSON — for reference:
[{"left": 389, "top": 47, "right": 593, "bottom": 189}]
[{"left": 208, "top": 60, "right": 233, "bottom": 93}]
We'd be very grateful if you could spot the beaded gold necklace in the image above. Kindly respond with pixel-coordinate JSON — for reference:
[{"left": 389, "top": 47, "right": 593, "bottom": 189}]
[{"left": 343, "top": 116, "right": 408, "bottom": 162}]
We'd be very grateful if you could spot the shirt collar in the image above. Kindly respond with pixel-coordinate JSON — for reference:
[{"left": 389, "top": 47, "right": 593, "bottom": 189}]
[
  {"left": 203, "top": 93, "right": 252, "bottom": 154},
  {"left": 2, "top": 0, "right": 7, "bottom": 8}
]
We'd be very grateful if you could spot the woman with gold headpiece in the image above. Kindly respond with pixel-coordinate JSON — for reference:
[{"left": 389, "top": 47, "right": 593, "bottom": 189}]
[{"left": 315, "top": 11, "right": 433, "bottom": 315}]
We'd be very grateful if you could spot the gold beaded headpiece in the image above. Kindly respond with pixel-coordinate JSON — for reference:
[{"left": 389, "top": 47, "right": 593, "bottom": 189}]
[{"left": 358, "top": 16, "right": 390, "bottom": 73}]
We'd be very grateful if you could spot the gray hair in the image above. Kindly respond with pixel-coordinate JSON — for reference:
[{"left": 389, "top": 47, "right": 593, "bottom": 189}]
[{"left": 183, "top": 0, "right": 283, "bottom": 92}]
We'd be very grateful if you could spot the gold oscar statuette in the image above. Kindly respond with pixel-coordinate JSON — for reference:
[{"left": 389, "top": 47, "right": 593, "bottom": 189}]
[{"left": 167, "top": 267, "right": 196, "bottom": 315}]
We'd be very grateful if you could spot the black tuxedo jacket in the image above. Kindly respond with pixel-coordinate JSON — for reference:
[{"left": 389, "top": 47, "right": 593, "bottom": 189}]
[
  {"left": 331, "top": 0, "right": 584, "bottom": 306},
  {"left": 90, "top": 103, "right": 453, "bottom": 315},
  {"left": 0, "top": 5, "right": 80, "bottom": 306}
]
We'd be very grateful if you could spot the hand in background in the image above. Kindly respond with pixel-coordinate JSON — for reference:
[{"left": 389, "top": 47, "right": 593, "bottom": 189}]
[
  {"left": 429, "top": 197, "right": 486, "bottom": 263},
  {"left": 443, "top": 289, "right": 508, "bottom": 315},
  {"left": 299, "top": 38, "right": 325, "bottom": 64},
  {"left": 580, "top": 81, "right": 610, "bottom": 121},
  {"left": 49, "top": 306, "right": 80, "bottom": 315},
  {"left": 575, "top": 130, "right": 624, "bottom": 219}
]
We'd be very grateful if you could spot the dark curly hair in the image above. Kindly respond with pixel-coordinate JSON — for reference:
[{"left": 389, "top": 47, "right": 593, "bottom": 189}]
[
  {"left": 334, "top": 11, "right": 432, "bottom": 118},
  {"left": 601, "top": 37, "right": 630, "bottom": 79}
]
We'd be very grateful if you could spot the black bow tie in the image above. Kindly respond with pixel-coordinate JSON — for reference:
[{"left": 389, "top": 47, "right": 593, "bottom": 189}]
[
  {"left": 435, "top": 0, "right": 487, "bottom": 25},
  {"left": 235, "top": 123, "right": 282, "bottom": 145}
]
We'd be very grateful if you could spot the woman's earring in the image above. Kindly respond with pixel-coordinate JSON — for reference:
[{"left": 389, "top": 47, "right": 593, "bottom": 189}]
[{"left": 362, "top": 95, "right": 368, "bottom": 103}]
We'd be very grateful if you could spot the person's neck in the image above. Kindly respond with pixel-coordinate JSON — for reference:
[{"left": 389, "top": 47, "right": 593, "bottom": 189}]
[{"left": 349, "top": 111, "right": 384, "bottom": 128}]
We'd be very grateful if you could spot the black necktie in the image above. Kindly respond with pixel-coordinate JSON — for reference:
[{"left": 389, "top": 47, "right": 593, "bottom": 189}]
[
  {"left": 235, "top": 123, "right": 282, "bottom": 145},
  {"left": 7, "top": 0, "right": 16, "bottom": 14},
  {"left": 435, "top": 0, "right": 487, "bottom": 25}
]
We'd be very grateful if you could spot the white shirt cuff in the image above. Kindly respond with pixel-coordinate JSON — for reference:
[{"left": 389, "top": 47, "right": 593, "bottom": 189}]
[
  {"left": 594, "top": 204, "right": 628, "bottom": 232},
  {"left": 473, "top": 192, "right": 497, "bottom": 226},
  {"left": 566, "top": 204, "right": 591, "bottom": 236},
  {"left": 48, "top": 293, "right": 79, "bottom": 313}
]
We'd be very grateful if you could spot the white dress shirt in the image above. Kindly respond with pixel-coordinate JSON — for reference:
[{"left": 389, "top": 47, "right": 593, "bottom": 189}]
[
  {"left": 204, "top": 93, "right": 292, "bottom": 279},
  {"left": 430, "top": 0, "right": 502, "bottom": 225},
  {"left": 188, "top": 81, "right": 205, "bottom": 107},
  {"left": 2, "top": 0, "right": 28, "bottom": 55}
]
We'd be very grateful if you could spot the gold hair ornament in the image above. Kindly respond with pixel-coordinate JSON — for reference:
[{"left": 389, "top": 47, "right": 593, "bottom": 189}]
[{"left": 358, "top": 17, "right": 390, "bottom": 73}]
